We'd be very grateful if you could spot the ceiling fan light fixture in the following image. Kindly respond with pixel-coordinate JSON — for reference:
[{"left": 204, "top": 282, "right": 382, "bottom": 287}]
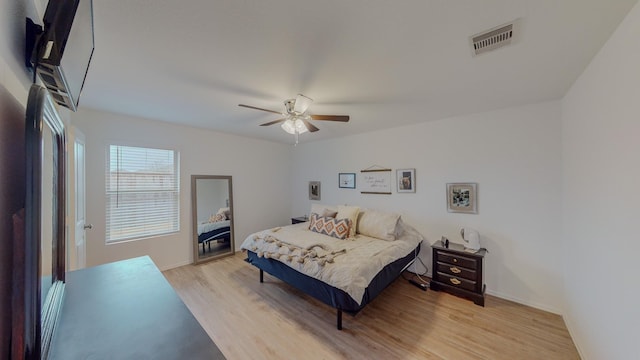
[
  {"left": 281, "top": 119, "right": 295, "bottom": 134},
  {"left": 293, "top": 94, "right": 313, "bottom": 114},
  {"left": 281, "top": 117, "right": 308, "bottom": 135},
  {"left": 284, "top": 99, "right": 295, "bottom": 114},
  {"left": 295, "top": 118, "right": 309, "bottom": 134},
  {"left": 239, "top": 94, "right": 348, "bottom": 143}
]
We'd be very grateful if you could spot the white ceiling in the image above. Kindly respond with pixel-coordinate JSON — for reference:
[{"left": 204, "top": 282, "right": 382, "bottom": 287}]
[{"left": 79, "top": 0, "right": 638, "bottom": 144}]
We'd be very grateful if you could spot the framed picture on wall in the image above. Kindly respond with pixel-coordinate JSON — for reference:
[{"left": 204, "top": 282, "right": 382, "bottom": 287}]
[
  {"left": 447, "top": 183, "right": 478, "bottom": 214},
  {"left": 396, "top": 169, "right": 415, "bottom": 193},
  {"left": 359, "top": 168, "right": 392, "bottom": 194},
  {"left": 338, "top": 173, "right": 356, "bottom": 189},
  {"left": 309, "top": 181, "right": 321, "bottom": 200}
]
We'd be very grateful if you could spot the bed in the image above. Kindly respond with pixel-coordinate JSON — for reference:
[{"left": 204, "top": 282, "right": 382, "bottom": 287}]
[
  {"left": 197, "top": 219, "right": 231, "bottom": 252},
  {"left": 240, "top": 206, "right": 423, "bottom": 329}
]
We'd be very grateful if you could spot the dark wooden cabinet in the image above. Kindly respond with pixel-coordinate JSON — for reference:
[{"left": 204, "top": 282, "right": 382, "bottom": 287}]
[
  {"left": 48, "top": 256, "right": 225, "bottom": 359},
  {"left": 430, "top": 241, "right": 486, "bottom": 306},
  {"left": 291, "top": 216, "right": 308, "bottom": 224}
]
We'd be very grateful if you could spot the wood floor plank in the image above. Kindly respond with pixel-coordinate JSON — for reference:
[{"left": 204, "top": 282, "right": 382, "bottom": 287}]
[{"left": 163, "top": 253, "right": 580, "bottom": 360}]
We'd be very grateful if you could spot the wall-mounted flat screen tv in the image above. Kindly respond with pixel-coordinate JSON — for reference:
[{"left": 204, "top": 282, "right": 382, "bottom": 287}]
[{"left": 35, "top": 0, "right": 94, "bottom": 112}]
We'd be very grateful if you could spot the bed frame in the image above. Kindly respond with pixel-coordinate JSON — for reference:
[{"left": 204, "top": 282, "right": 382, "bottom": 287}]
[
  {"left": 245, "top": 244, "right": 420, "bottom": 330},
  {"left": 198, "top": 227, "right": 230, "bottom": 253}
]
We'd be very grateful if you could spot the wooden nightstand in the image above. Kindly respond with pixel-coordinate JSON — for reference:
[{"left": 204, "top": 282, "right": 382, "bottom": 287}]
[
  {"left": 291, "top": 216, "right": 308, "bottom": 224},
  {"left": 430, "top": 240, "right": 487, "bottom": 306}
]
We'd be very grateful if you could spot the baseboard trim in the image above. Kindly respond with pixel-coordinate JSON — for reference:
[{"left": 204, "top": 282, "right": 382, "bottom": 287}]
[
  {"left": 404, "top": 269, "right": 562, "bottom": 315},
  {"left": 562, "top": 314, "right": 587, "bottom": 359},
  {"left": 406, "top": 270, "right": 562, "bottom": 315},
  {"left": 159, "top": 259, "right": 192, "bottom": 271},
  {"left": 485, "top": 289, "right": 562, "bottom": 315}
]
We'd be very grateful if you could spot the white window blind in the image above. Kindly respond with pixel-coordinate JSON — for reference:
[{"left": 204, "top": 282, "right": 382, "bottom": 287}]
[{"left": 106, "top": 145, "right": 179, "bottom": 243}]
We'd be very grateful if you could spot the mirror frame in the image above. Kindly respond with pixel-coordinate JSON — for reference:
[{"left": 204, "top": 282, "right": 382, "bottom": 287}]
[
  {"left": 13, "top": 85, "right": 66, "bottom": 359},
  {"left": 191, "top": 175, "right": 235, "bottom": 264}
]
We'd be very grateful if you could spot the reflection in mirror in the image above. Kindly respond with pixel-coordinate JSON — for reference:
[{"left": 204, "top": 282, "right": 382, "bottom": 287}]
[
  {"left": 41, "top": 122, "right": 54, "bottom": 310},
  {"left": 192, "top": 175, "right": 235, "bottom": 263}
]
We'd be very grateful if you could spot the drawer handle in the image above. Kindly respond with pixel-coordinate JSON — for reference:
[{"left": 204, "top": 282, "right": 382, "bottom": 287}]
[
  {"left": 453, "top": 258, "right": 458, "bottom": 263},
  {"left": 450, "top": 278, "right": 461, "bottom": 285},
  {"left": 450, "top": 267, "right": 461, "bottom": 274}
]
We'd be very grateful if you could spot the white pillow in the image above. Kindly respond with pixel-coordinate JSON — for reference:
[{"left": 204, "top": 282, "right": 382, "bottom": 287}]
[
  {"left": 336, "top": 205, "right": 360, "bottom": 238},
  {"left": 310, "top": 204, "right": 338, "bottom": 218},
  {"left": 356, "top": 209, "right": 400, "bottom": 241}
]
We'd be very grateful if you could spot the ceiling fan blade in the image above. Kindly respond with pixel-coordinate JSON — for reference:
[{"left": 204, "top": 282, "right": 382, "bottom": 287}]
[
  {"left": 293, "top": 94, "right": 313, "bottom": 114},
  {"left": 239, "top": 104, "right": 282, "bottom": 115},
  {"left": 301, "top": 119, "right": 320, "bottom": 132},
  {"left": 310, "top": 115, "right": 350, "bottom": 122},
  {"left": 259, "top": 118, "right": 287, "bottom": 126}
]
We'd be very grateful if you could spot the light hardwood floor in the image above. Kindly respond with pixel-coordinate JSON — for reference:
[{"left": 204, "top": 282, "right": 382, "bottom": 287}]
[{"left": 163, "top": 253, "right": 580, "bottom": 360}]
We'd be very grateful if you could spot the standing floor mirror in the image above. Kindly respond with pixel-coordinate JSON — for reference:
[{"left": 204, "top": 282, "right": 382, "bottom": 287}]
[{"left": 191, "top": 175, "right": 235, "bottom": 264}]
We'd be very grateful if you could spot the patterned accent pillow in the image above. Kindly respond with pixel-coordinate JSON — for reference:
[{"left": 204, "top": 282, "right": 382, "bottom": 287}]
[{"left": 308, "top": 213, "right": 352, "bottom": 240}]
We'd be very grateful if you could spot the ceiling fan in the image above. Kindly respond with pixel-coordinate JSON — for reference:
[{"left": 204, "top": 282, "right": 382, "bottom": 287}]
[{"left": 239, "top": 94, "right": 349, "bottom": 143}]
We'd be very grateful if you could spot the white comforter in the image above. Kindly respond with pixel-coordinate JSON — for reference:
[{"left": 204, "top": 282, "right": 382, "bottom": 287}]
[
  {"left": 240, "top": 221, "right": 423, "bottom": 305},
  {"left": 197, "top": 220, "right": 230, "bottom": 236}
]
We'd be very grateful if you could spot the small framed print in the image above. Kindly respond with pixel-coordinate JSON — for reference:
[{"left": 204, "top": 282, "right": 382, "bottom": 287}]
[
  {"left": 309, "top": 181, "right": 321, "bottom": 200},
  {"left": 338, "top": 173, "right": 356, "bottom": 189},
  {"left": 447, "top": 183, "right": 478, "bottom": 214},
  {"left": 397, "top": 169, "right": 415, "bottom": 193}
]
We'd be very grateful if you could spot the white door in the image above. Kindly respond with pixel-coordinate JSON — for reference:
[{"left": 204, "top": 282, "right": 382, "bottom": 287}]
[{"left": 73, "top": 129, "right": 88, "bottom": 269}]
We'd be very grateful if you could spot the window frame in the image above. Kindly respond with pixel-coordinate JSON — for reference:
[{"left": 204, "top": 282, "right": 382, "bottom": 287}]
[{"left": 105, "top": 144, "right": 180, "bottom": 243}]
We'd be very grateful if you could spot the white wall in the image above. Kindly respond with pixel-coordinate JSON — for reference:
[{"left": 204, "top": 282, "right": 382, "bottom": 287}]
[
  {"left": 292, "top": 101, "right": 564, "bottom": 313},
  {"left": 195, "top": 178, "right": 229, "bottom": 223},
  {"left": 0, "top": 0, "right": 38, "bottom": 104},
  {"left": 72, "top": 108, "right": 292, "bottom": 270},
  {"left": 561, "top": 2, "right": 640, "bottom": 359}
]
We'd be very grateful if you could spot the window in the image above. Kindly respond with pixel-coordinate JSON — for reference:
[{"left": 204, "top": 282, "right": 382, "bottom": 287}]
[{"left": 106, "top": 145, "right": 179, "bottom": 243}]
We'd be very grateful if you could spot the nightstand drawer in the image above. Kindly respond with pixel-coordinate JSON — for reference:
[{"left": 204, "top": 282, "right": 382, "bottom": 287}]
[
  {"left": 436, "top": 262, "right": 476, "bottom": 280},
  {"left": 438, "top": 252, "right": 477, "bottom": 269},
  {"left": 437, "top": 272, "right": 477, "bottom": 292}
]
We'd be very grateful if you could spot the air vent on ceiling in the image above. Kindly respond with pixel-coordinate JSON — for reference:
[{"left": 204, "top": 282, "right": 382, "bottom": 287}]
[{"left": 470, "top": 19, "right": 520, "bottom": 57}]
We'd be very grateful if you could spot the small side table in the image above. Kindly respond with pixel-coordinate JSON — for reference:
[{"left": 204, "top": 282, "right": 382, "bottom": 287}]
[
  {"left": 430, "top": 240, "right": 487, "bottom": 306},
  {"left": 291, "top": 216, "right": 308, "bottom": 224}
]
